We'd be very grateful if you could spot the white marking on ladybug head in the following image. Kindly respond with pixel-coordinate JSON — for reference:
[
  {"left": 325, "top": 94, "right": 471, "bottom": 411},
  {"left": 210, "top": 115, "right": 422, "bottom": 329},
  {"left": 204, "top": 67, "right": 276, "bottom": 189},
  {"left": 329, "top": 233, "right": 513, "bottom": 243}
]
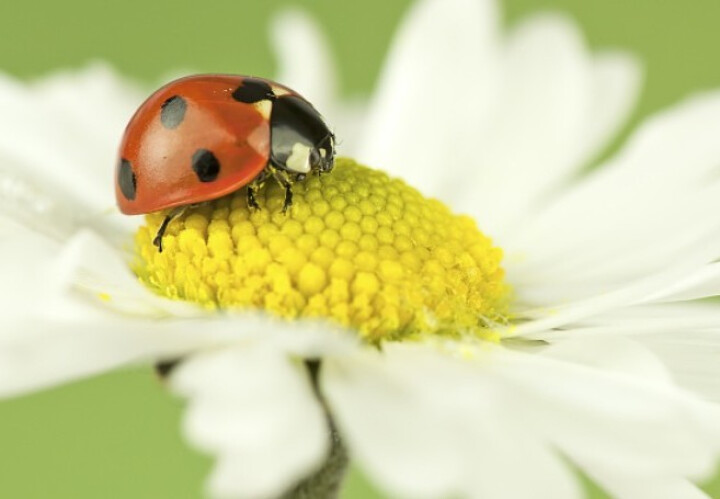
[
  {"left": 286, "top": 142, "right": 312, "bottom": 173},
  {"left": 253, "top": 100, "right": 272, "bottom": 120},
  {"left": 270, "top": 85, "right": 291, "bottom": 97}
]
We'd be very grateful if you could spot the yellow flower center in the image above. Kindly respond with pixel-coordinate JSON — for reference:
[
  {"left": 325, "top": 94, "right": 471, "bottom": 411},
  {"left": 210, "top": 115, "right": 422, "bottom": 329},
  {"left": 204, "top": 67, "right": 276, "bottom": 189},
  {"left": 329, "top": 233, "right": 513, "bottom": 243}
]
[{"left": 133, "top": 158, "right": 510, "bottom": 343}]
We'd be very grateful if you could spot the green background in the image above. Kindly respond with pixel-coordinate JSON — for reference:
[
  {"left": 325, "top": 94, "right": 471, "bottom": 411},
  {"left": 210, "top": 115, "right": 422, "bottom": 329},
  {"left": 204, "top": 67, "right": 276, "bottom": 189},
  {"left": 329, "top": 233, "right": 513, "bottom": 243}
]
[{"left": 1, "top": 0, "right": 719, "bottom": 497}]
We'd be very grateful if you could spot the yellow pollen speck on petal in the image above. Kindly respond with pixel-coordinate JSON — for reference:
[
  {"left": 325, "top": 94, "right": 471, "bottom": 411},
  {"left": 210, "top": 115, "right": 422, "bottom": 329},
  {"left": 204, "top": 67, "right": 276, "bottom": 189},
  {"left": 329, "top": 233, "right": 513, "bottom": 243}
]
[{"left": 133, "top": 158, "right": 511, "bottom": 342}]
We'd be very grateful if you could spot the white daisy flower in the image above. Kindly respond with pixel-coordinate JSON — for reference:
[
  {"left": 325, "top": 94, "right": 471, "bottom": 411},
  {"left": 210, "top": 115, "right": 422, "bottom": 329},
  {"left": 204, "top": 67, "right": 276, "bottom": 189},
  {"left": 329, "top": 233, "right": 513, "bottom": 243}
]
[{"left": 2, "top": 0, "right": 720, "bottom": 498}]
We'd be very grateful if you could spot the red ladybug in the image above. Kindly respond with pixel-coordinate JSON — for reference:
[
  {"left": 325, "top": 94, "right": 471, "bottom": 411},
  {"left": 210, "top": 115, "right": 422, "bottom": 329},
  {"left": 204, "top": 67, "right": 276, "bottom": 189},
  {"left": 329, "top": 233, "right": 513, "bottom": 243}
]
[{"left": 115, "top": 74, "right": 335, "bottom": 251}]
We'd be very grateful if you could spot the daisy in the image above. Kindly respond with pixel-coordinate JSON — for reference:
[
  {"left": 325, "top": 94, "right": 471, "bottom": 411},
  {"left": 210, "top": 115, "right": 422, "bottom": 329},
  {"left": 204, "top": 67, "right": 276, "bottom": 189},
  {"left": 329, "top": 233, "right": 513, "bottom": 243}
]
[{"left": 2, "top": 0, "right": 720, "bottom": 498}]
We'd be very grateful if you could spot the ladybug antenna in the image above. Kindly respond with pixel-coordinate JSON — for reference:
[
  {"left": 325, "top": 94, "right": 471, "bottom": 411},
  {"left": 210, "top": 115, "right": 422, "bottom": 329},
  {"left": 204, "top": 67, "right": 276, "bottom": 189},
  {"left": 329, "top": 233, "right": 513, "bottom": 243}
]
[{"left": 152, "top": 206, "right": 187, "bottom": 253}]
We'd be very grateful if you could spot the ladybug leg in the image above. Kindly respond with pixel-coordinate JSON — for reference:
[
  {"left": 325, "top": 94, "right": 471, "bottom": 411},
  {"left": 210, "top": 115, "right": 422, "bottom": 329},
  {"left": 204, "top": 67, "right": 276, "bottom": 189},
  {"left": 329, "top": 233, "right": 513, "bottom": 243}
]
[
  {"left": 153, "top": 205, "right": 187, "bottom": 253},
  {"left": 282, "top": 183, "right": 293, "bottom": 213},
  {"left": 269, "top": 165, "right": 294, "bottom": 213},
  {"left": 247, "top": 185, "right": 261, "bottom": 211},
  {"left": 246, "top": 172, "right": 267, "bottom": 211}
]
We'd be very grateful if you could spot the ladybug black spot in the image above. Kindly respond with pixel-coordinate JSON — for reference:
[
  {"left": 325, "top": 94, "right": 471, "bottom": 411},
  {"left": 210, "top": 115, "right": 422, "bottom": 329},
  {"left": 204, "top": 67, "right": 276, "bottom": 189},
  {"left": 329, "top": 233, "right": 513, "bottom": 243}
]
[
  {"left": 160, "top": 95, "right": 187, "bottom": 129},
  {"left": 192, "top": 149, "right": 220, "bottom": 182},
  {"left": 231, "top": 79, "right": 275, "bottom": 103},
  {"left": 118, "top": 158, "right": 137, "bottom": 200}
]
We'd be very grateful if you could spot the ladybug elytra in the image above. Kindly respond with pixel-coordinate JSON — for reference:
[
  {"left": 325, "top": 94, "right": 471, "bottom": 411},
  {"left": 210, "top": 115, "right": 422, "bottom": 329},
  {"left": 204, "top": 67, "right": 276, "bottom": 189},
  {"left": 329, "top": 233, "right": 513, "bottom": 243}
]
[{"left": 115, "top": 75, "right": 335, "bottom": 251}]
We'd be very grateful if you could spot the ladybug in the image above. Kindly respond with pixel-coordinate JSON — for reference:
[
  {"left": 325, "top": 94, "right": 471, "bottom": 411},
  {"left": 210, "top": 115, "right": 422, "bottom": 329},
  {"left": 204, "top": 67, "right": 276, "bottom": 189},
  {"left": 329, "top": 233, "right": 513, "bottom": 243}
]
[{"left": 115, "top": 74, "right": 335, "bottom": 251}]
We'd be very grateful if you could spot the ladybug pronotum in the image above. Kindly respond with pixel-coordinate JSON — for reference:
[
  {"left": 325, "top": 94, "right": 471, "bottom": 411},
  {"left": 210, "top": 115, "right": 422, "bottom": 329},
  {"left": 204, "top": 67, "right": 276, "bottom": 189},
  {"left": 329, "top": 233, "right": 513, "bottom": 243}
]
[{"left": 115, "top": 75, "right": 336, "bottom": 251}]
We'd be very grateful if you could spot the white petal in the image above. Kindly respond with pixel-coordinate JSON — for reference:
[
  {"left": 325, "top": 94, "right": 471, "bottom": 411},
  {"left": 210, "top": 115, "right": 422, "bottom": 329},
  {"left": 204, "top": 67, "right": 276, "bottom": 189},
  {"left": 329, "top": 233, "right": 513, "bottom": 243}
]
[
  {"left": 358, "top": 0, "right": 501, "bottom": 194},
  {"left": 0, "top": 227, "right": 212, "bottom": 395},
  {"left": 0, "top": 309, "right": 356, "bottom": 399},
  {"left": 323, "top": 344, "right": 580, "bottom": 499},
  {"left": 507, "top": 255, "right": 720, "bottom": 337},
  {"left": 327, "top": 98, "right": 368, "bottom": 159},
  {"left": 48, "top": 229, "right": 203, "bottom": 318},
  {"left": 0, "top": 218, "right": 61, "bottom": 314},
  {"left": 0, "top": 170, "right": 79, "bottom": 242},
  {"left": 508, "top": 350, "right": 720, "bottom": 471},
  {"left": 497, "top": 347, "right": 720, "bottom": 493},
  {"left": 0, "top": 226, "right": 357, "bottom": 397},
  {"left": 0, "top": 227, "right": 208, "bottom": 395},
  {"left": 269, "top": 8, "right": 368, "bottom": 158},
  {"left": 537, "top": 304, "right": 720, "bottom": 403},
  {"left": 578, "top": 51, "right": 642, "bottom": 164},
  {"left": 0, "top": 65, "right": 144, "bottom": 242},
  {"left": 633, "top": 330, "right": 720, "bottom": 406},
  {"left": 644, "top": 262, "right": 720, "bottom": 303},
  {"left": 361, "top": 10, "right": 639, "bottom": 240},
  {"left": 508, "top": 91, "right": 720, "bottom": 307},
  {"left": 270, "top": 9, "right": 336, "bottom": 115},
  {"left": 43, "top": 228, "right": 361, "bottom": 357},
  {"left": 539, "top": 334, "right": 674, "bottom": 384},
  {"left": 0, "top": 316, "right": 205, "bottom": 397},
  {"left": 325, "top": 342, "right": 720, "bottom": 499},
  {"left": 452, "top": 14, "right": 593, "bottom": 238},
  {"left": 570, "top": 302, "right": 720, "bottom": 332},
  {"left": 171, "top": 346, "right": 329, "bottom": 499},
  {"left": 529, "top": 303, "right": 720, "bottom": 339},
  {"left": 0, "top": 65, "right": 142, "bottom": 212}
]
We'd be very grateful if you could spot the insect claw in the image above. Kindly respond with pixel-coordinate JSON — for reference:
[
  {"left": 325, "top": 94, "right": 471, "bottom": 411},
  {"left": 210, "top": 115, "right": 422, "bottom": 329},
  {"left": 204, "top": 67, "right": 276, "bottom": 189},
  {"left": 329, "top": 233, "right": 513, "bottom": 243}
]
[
  {"left": 153, "top": 234, "right": 164, "bottom": 253},
  {"left": 247, "top": 186, "right": 261, "bottom": 211},
  {"left": 282, "top": 185, "right": 293, "bottom": 213},
  {"left": 153, "top": 206, "right": 186, "bottom": 253}
]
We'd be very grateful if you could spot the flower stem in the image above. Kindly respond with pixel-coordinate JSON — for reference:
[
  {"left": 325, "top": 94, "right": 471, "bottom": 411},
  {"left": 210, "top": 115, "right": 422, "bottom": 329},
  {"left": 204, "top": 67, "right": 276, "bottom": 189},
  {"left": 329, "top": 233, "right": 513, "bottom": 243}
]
[
  {"left": 281, "top": 425, "right": 348, "bottom": 499},
  {"left": 280, "top": 360, "right": 349, "bottom": 499}
]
